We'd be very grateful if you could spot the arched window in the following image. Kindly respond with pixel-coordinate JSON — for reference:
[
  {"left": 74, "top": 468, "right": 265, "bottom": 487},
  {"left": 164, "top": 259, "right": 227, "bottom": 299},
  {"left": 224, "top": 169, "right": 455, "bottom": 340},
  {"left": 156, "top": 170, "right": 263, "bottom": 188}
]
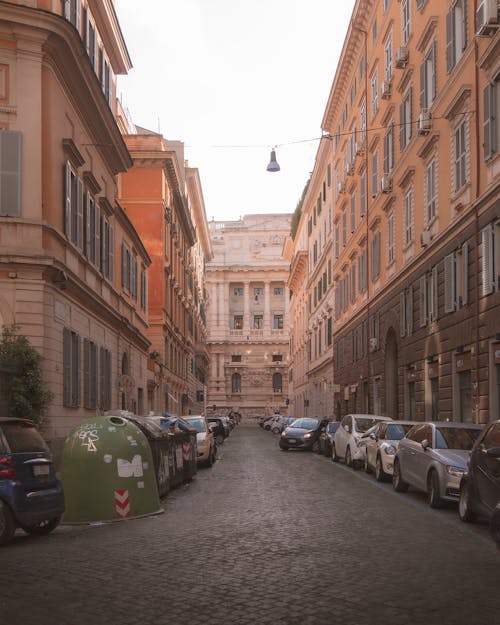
[
  {"left": 273, "top": 372, "right": 282, "bottom": 393},
  {"left": 231, "top": 372, "right": 241, "bottom": 393}
]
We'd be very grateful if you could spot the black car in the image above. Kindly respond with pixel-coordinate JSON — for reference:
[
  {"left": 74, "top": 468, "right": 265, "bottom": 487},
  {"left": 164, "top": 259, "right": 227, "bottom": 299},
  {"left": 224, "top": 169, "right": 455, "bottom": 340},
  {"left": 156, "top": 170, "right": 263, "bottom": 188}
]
[
  {"left": 317, "top": 421, "right": 341, "bottom": 456},
  {"left": 459, "top": 419, "right": 500, "bottom": 547},
  {"left": 279, "top": 418, "right": 328, "bottom": 451}
]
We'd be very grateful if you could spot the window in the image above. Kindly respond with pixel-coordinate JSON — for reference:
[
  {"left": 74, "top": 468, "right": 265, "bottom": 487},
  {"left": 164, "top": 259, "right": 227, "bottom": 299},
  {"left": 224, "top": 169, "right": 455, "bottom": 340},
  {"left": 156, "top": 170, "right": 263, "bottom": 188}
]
[
  {"left": 274, "top": 287, "right": 283, "bottom": 295},
  {"left": 272, "top": 372, "right": 282, "bottom": 393},
  {"left": 399, "top": 287, "right": 413, "bottom": 337},
  {"left": 371, "top": 150, "right": 379, "bottom": 197},
  {"left": 360, "top": 100, "right": 367, "bottom": 140},
  {"left": 372, "top": 19, "right": 378, "bottom": 44},
  {"left": 233, "top": 287, "right": 243, "bottom": 296},
  {"left": 63, "top": 328, "right": 80, "bottom": 407},
  {"left": 425, "top": 159, "right": 437, "bottom": 225},
  {"left": 371, "top": 231, "right": 381, "bottom": 281},
  {"left": 342, "top": 210, "right": 347, "bottom": 247},
  {"left": 419, "top": 267, "right": 438, "bottom": 325},
  {"left": 481, "top": 223, "right": 500, "bottom": 296},
  {"left": 360, "top": 174, "right": 366, "bottom": 216},
  {"left": 350, "top": 194, "right": 356, "bottom": 232},
  {"left": 484, "top": 80, "right": 499, "bottom": 161},
  {"left": 371, "top": 72, "right": 379, "bottom": 116},
  {"left": 84, "top": 191, "right": 99, "bottom": 266},
  {"left": 233, "top": 315, "right": 243, "bottom": 329},
  {"left": 231, "top": 354, "right": 242, "bottom": 362},
  {"left": 446, "top": 0, "right": 467, "bottom": 74},
  {"left": 420, "top": 43, "right": 437, "bottom": 110},
  {"left": 99, "top": 347, "right": 111, "bottom": 411},
  {"left": 383, "top": 123, "right": 395, "bottom": 174},
  {"left": 64, "top": 161, "right": 83, "bottom": 249},
  {"left": 401, "top": 0, "right": 411, "bottom": 44},
  {"left": 334, "top": 224, "right": 340, "bottom": 259},
  {"left": 84, "top": 8, "right": 97, "bottom": 70},
  {"left": 454, "top": 119, "right": 467, "bottom": 192},
  {"left": 231, "top": 373, "right": 241, "bottom": 393},
  {"left": 387, "top": 212, "right": 395, "bottom": 265},
  {"left": 83, "top": 338, "right": 98, "bottom": 409},
  {"left": 350, "top": 264, "right": 357, "bottom": 304},
  {"left": 273, "top": 314, "right": 284, "bottom": 329},
  {"left": 64, "top": 0, "right": 80, "bottom": 30},
  {"left": 404, "top": 188, "right": 414, "bottom": 245},
  {"left": 444, "top": 243, "right": 469, "bottom": 313},
  {"left": 140, "top": 268, "right": 147, "bottom": 311},
  {"left": 253, "top": 314, "right": 263, "bottom": 329},
  {"left": 0, "top": 130, "right": 21, "bottom": 217},
  {"left": 384, "top": 36, "right": 393, "bottom": 81},
  {"left": 254, "top": 287, "right": 263, "bottom": 296},
  {"left": 358, "top": 248, "right": 368, "bottom": 293},
  {"left": 400, "top": 87, "right": 413, "bottom": 150},
  {"left": 272, "top": 354, "right": 283, "bottom": 362}
]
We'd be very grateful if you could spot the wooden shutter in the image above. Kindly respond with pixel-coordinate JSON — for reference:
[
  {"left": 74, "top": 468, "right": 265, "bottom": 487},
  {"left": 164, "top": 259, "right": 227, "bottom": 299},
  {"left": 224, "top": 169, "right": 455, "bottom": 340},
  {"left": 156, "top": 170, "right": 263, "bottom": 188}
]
[
  {"left": 83, "top": 338, "right": 90, "bottom": 408},
  {"left": 431, "top": 266, "right": 438, "bottom": 321},
  {"left": 482, "top": 224, "right": 494, "bottom": 296},
  {"left": 108, "top": 223, "right": 114, "bottom": 281},
  {"left": 461, "top": 242, "right": 469, "bottom": 305},
  {"left": 406, "top": 286, "right": 413, "bottom": 336},
  {"left": 63, "top": 328, "right": 71, "bottom": 406},
  {"left": 77, "top": 177, "right": 84, "bottom": 250},
  {"left": 0, "top": 130, "right": 21, "bottom": 217},
  {"left": 400, "top": 292, "right": 406, "bottom": 337},
  {"left": 446, "top": 10, "right": 454, "bottom": 73},
  {"left": 461, "top": 0, "right": 467, "bottom": 51},
  {"left": 419, "top": 61, "right": 426, "bottom": 108},
  {"left": 484, "top": 84, "right": 493, "bottom": 160},
  {"left": 444, "top": 254, "right": 456, "bottom": 313},
  {"left": 420, "top": 275, "right": 427, "bottom": 326}
]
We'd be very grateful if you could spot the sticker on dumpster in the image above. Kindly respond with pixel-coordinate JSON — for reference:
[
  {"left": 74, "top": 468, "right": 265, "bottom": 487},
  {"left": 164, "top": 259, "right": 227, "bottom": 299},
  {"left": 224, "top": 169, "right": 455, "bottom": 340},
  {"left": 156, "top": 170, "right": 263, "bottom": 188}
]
[
  {"left": 175, "top": 445, "right": 184, "bottom": 468},
  {"left": 103, "top": 454, "right": 113, "bottom": 464},
  {"left": 182, "top": 441, "right": 191, "bottom": 462},
  {"left": 117, "top": 454, "right": 144, "bottom": 478},
  {"left": 127, "top": 436, "right": 138, "bottom": 447},
  {"left": 114, "top": 490, "right": 130, "bottom": 518},
  {"left": 137, "top": 481, "right": 145, "bottom": 489}
]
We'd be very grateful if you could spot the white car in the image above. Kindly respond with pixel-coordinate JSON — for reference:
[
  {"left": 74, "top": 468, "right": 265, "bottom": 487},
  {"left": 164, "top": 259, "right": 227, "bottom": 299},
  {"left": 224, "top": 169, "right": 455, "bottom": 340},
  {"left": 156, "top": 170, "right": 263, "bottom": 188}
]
[
  {"left": 361, "top": 420, "right": 414, "bottom": 481},
  {"left": 332, "top": 414, "right": 391, "bottom": 469}
]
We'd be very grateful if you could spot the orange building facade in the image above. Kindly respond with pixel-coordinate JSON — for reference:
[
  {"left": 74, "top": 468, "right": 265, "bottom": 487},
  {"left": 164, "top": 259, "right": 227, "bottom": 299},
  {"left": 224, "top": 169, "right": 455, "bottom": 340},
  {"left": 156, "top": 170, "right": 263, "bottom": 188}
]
[
  {"left": 289, "top": 0, "right": 500, "bottom": 424},
  {"left": 0, "top": 0, "right": 153, "bottom": 450}
]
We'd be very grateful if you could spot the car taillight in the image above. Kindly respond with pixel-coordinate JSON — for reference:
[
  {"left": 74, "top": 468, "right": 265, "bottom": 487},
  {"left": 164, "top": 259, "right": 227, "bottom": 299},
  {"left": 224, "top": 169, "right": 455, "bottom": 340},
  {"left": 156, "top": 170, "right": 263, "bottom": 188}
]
[{"left": 0, "top": 455, "right": 16, "bottom": 480}]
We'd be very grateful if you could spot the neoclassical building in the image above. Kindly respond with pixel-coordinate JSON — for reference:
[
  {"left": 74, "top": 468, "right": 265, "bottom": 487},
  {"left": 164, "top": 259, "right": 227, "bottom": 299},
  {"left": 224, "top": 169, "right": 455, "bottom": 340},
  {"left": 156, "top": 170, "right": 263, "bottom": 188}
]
[{"left": 206, "top": 214, "right": 291, "bottom": 419}]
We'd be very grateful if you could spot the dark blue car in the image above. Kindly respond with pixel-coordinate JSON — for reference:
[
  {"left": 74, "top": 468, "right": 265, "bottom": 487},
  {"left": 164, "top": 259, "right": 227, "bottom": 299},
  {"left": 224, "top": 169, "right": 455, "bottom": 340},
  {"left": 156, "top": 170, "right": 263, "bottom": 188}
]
[{"left": 0, "top": 417, "right": 64, "bottom": 545}]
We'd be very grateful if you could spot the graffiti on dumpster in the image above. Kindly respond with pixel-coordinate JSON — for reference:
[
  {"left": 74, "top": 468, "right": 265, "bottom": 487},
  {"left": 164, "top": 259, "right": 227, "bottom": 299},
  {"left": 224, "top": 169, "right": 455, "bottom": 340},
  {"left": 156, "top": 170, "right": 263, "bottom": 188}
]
[
  {"left": 117, "top": 454, "right": 144, "bottom": 478},
  {"left": 76, "top": 423, "right": 103, "bottom": 452}
]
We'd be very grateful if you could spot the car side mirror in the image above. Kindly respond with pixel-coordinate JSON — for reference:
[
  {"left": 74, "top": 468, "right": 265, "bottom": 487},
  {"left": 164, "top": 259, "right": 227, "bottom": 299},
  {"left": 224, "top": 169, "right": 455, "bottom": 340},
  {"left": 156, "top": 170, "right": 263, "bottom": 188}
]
[{"left": 421, "top": 439, "right": 430, "bottom": 450}]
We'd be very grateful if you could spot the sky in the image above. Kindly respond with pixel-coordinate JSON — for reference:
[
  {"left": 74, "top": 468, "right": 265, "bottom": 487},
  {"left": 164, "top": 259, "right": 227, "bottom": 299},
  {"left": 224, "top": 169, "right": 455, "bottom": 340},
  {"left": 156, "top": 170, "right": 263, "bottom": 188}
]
[{"left": 116, "top": 0, "right": 356, "bottom": 222}]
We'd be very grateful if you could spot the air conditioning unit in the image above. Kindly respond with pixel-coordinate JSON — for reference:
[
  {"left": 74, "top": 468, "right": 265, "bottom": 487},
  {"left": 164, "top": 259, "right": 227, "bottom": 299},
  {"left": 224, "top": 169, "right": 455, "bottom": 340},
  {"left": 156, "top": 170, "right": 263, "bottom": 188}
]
[
  {"left": 337, "top": 181, "right": 346, "bottom": 194},
  {"left": 355, "top": 141, "right": 365, "bottom": 156},
  {"left": 417, "top": 109, "right": 432, "bottom": 135},
  {"left": 369, "top": 337, "right": 378, "bottom": 352},
  {"left": 381, "top": 80, "right": 392, "bottom": 99},
  {"left": 380, "top": 174, "right": 393, "bottom": 194},
  {"left": 476, "top": 0, "right": 499, "bottom": 35},
  {"left": 395, "top": 46, "right": 409, "bottom": 68},
  {"left": 420, "top": 230, "right": 432, "bottom": 247}
]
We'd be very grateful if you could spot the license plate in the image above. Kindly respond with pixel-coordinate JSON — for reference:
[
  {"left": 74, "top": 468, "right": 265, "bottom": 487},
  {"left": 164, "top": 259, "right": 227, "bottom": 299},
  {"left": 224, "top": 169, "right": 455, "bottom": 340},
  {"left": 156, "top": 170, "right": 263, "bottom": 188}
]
[
  {"left": 33, "top": 465, "right": 50, "bottom": 477},
  {"left": 288, "top": 439, "right": 296, "bottom": 444}
]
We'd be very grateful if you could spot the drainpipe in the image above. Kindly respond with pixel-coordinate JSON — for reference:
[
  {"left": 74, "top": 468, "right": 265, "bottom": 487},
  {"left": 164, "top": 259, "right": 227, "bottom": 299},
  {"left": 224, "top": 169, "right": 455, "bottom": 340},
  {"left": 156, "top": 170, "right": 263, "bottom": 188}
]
[{"left": 473, "top": 0, "right": 481, "bottom": 424}]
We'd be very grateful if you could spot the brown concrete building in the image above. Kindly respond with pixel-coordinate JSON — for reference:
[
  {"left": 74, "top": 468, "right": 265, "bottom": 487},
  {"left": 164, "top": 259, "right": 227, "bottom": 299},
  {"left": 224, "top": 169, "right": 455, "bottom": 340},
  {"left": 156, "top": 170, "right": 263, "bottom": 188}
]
[
  {"left": 206, "top": 215, "right": 291, "bottom": 419},
  {"left": 0, "top": 0, "right": 154, "bottom": 449},
  {"left": 309, "top": 0, "right": 500, "bottom": 423}
]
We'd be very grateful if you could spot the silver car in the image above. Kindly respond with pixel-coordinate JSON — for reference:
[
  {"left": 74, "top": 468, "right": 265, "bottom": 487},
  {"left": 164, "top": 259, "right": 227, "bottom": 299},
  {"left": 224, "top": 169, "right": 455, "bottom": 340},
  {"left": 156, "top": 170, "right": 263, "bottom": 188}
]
[{"left": 393, "top": 421, "right": 483, "bottom": 508}]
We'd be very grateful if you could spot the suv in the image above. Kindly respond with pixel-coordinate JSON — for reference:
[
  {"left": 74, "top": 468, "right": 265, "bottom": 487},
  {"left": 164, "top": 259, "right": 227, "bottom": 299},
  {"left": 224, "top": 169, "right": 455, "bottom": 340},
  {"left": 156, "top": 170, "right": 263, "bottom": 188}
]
[
  {"left": 459, "top": 419, "right": 500, "bottom": 547},
  {"left": 0, "top": 417, "right": 64, "bottom": 545}
]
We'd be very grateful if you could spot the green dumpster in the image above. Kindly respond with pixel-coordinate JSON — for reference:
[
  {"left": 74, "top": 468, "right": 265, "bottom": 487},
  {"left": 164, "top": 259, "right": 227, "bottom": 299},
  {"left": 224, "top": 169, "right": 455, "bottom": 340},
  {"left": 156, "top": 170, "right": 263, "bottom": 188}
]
[{"left": 61, "top": 414, "right": 162, "bottom": 523}]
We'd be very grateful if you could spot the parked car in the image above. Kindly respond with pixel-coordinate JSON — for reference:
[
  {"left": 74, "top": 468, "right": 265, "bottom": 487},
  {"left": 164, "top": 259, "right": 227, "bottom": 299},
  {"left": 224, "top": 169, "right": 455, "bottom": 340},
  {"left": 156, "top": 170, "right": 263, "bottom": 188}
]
[
  {"left": 207, "top": 417, "right": 227, "bottom": 446},
  {"left": 184, "top": 416, "right": 217, "bottom": 467},
  {"left": 393, "top": 421, "right": 483, "bottom": 508},
  {"left": 263, "top": 415, "right": 284, "bottom": 431},
  {"left": 318, "top": 421, "right": 341, "bottom": 457},
  {"left": 362, "top": 420, "right": 414, "bottom": 481},
  {"left": 458, "top": 419, "right": 500, "bottom": 547},
  {"left": 332, "top": 414, "right": 391, "bottom": 468},
  {"left": 0, "top": 417, "right": 65, "bottom": 546},
  {"left": 279, "top": 418, "right": 328, "bottom": 451},
  {"left": 269, "top": 416, "right": 292, "bottom": 434}
]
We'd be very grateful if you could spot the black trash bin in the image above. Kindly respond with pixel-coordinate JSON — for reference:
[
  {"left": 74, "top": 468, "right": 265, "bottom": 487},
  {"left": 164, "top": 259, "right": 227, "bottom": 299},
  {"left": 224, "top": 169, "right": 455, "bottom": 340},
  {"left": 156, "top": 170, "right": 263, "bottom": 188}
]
[{"left": 167, "top": 416, "right": 198, "bottom": 484}]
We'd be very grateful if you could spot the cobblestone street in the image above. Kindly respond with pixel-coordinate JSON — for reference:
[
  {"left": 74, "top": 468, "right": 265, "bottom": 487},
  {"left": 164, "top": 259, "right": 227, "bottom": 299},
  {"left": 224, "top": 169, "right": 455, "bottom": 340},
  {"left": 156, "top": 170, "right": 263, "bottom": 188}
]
[{"left": 1, "top": 424, "right": 500, "bottom": 625}]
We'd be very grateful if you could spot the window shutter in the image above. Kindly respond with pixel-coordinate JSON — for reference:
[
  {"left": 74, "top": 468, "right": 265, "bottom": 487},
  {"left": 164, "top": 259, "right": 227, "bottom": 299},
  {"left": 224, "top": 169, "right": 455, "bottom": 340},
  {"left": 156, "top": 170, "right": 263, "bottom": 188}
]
[
  {"left": 400, "top": 292, "right": 406, "bottom": 337},
  {"left": 64, "top": 0, "right": 70, "bottom": 20},
  {"left": 444, "top": 253, "right": 456, "bottom": 313},
  {"left": 99, "top": 347, "right": 105, "bottom": 409},
  {"left": 461, "top": 0, "right": 468, "bottom": 51},
  {"left": 445, "top": 10, "right": 454, "bottom": 73},
  {"left": 95, "top": 205, "right": 101, "bottom": 270},
  {"left": 121, "top": 243, "right": 126, "bottom": 288},
  {"left": 83, "top": 338, "right": 90, "bottom": 408},
  {"left": 432, "top": 41, "right": 437, "bottom": 101},
  {"left": 63, "top": 162, "right": 71, "bottom": 235},
  {"left": 360, "top": 175, "right": 366, "bottom": 216},
  {"left": 461, "top": 242, "right": 468, "bottom": 305},
  {"left": 432, "top": 266, "right": 438, "bottom": 321},
  {"left": 481, "top": 225, "right": 494, "bottom": 296},
  {"left": 399, "top": 102, "right": 405, "bottom": 151},
  {"left": 0, "top": 130, "right": 22, "bottom": 217},
  {"left": 484, "top": 84, "right": 492, "bottom": 160},
  {"left": 408, "top": 87, "right": 413, "bottom": 140},
  {"left": 77, "top": 177, "right": 84, "bottom": 250},
  {"left": 63, "top": 328, "right": 71, "bottom": 406},
  {"left": 84, "top": 193, "right": 90, "bottom": 258},
  {"left": 90, "top": 343, "right": 97, "bottom": 409},
  {"left": 406, "top": 286, "right": 413, "bottom": 335},
  {"left": 419, "top": 61, "right": 426, "bottom": 109},
  {"left": 109, "top": 223, "right": 114, "bottom": 281},
  {"left": 419, "top": 275, "right": 427, "bottom": 326}
]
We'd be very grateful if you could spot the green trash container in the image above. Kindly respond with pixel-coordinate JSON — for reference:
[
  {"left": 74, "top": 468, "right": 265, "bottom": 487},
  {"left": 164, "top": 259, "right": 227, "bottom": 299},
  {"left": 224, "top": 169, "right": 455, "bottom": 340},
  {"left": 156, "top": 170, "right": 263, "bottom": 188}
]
[{"left": 61, "top": 414, "right": 162, "bottom": 524}]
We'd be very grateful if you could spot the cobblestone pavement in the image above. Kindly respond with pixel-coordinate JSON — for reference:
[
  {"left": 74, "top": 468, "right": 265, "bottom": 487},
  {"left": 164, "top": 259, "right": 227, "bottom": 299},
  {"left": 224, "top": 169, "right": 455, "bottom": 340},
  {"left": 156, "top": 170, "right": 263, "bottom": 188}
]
[{"left": 1, "top": 424, "right": 500, "bottom": 625}]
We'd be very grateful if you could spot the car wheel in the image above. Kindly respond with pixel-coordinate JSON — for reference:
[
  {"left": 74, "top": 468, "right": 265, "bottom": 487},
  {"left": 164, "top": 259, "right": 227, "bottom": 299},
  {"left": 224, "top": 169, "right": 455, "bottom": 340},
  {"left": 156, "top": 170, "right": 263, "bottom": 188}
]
[
  {"left": 345, "top": 447, "right": 353, "bottom": 468},
  {"left": 271, "top": 427, "right": 280, "bottom": 434},
  {"left": 427, "top": 471, "right": 443, "bottom": 509},
  {"left": 364, "top": 454, "right": 371, "bottom": 474},
  {"left": 392, "top": 459, "right": 409, "bottom": 492},
  {"left": 21, "top": 516, "right": 60, "bottom": 536},
  {"left": 331, "top": 443, "right": 339, "bottom": 463},
  {"left": 375, "top": 455, "right": 387, "bottom": 482},
  {"left": 458, "top": 483, "right": 476, "bottom": 523},
  {"left": 0, "top": 501, "right": 16, "bottom": 545}
]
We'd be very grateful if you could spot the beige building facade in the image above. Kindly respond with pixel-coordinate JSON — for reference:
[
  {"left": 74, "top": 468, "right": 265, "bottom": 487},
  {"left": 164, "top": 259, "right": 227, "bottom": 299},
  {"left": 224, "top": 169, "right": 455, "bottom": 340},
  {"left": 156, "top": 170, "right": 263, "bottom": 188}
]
[{"left": 206, "top": 214, "right": 291, "bottom": 419}]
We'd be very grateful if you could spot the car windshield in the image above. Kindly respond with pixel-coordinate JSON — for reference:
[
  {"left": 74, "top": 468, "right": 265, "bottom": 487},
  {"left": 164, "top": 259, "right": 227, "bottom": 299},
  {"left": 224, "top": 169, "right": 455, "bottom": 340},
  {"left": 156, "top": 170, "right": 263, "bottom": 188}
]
[
  {"left": 327, "top": 422, "right": 340, "bottom": 433},
  {"left": 354, "top": 418, "right": 380, "bottom": 433},
  {"left": 1, "top": 422, "right": 49, "bottom": 453},
  {"left": 185, "top": 418, "right": 206, "bottom": 433},
  {"left": 435, "top": 427, "right": 481, "bottom": 450},
  {"left": 386, "top": 424, "right": 413, "bottom": 440},
  {"left": 290, "top": 418, "right": 318, "bottom": 430}
]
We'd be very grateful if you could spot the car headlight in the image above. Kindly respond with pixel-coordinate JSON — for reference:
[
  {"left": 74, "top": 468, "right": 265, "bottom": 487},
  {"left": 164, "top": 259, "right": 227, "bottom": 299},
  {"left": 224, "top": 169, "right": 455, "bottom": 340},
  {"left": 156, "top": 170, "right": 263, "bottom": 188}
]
[
  {"left": 383, "top": 444, "right": 397, "bottom": 456},
  {"left": 303, "top": 432, "right": 313, "bottom": 439},
  {"left": 446, "top": 465, "right": 464, "bottom": 478}
]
